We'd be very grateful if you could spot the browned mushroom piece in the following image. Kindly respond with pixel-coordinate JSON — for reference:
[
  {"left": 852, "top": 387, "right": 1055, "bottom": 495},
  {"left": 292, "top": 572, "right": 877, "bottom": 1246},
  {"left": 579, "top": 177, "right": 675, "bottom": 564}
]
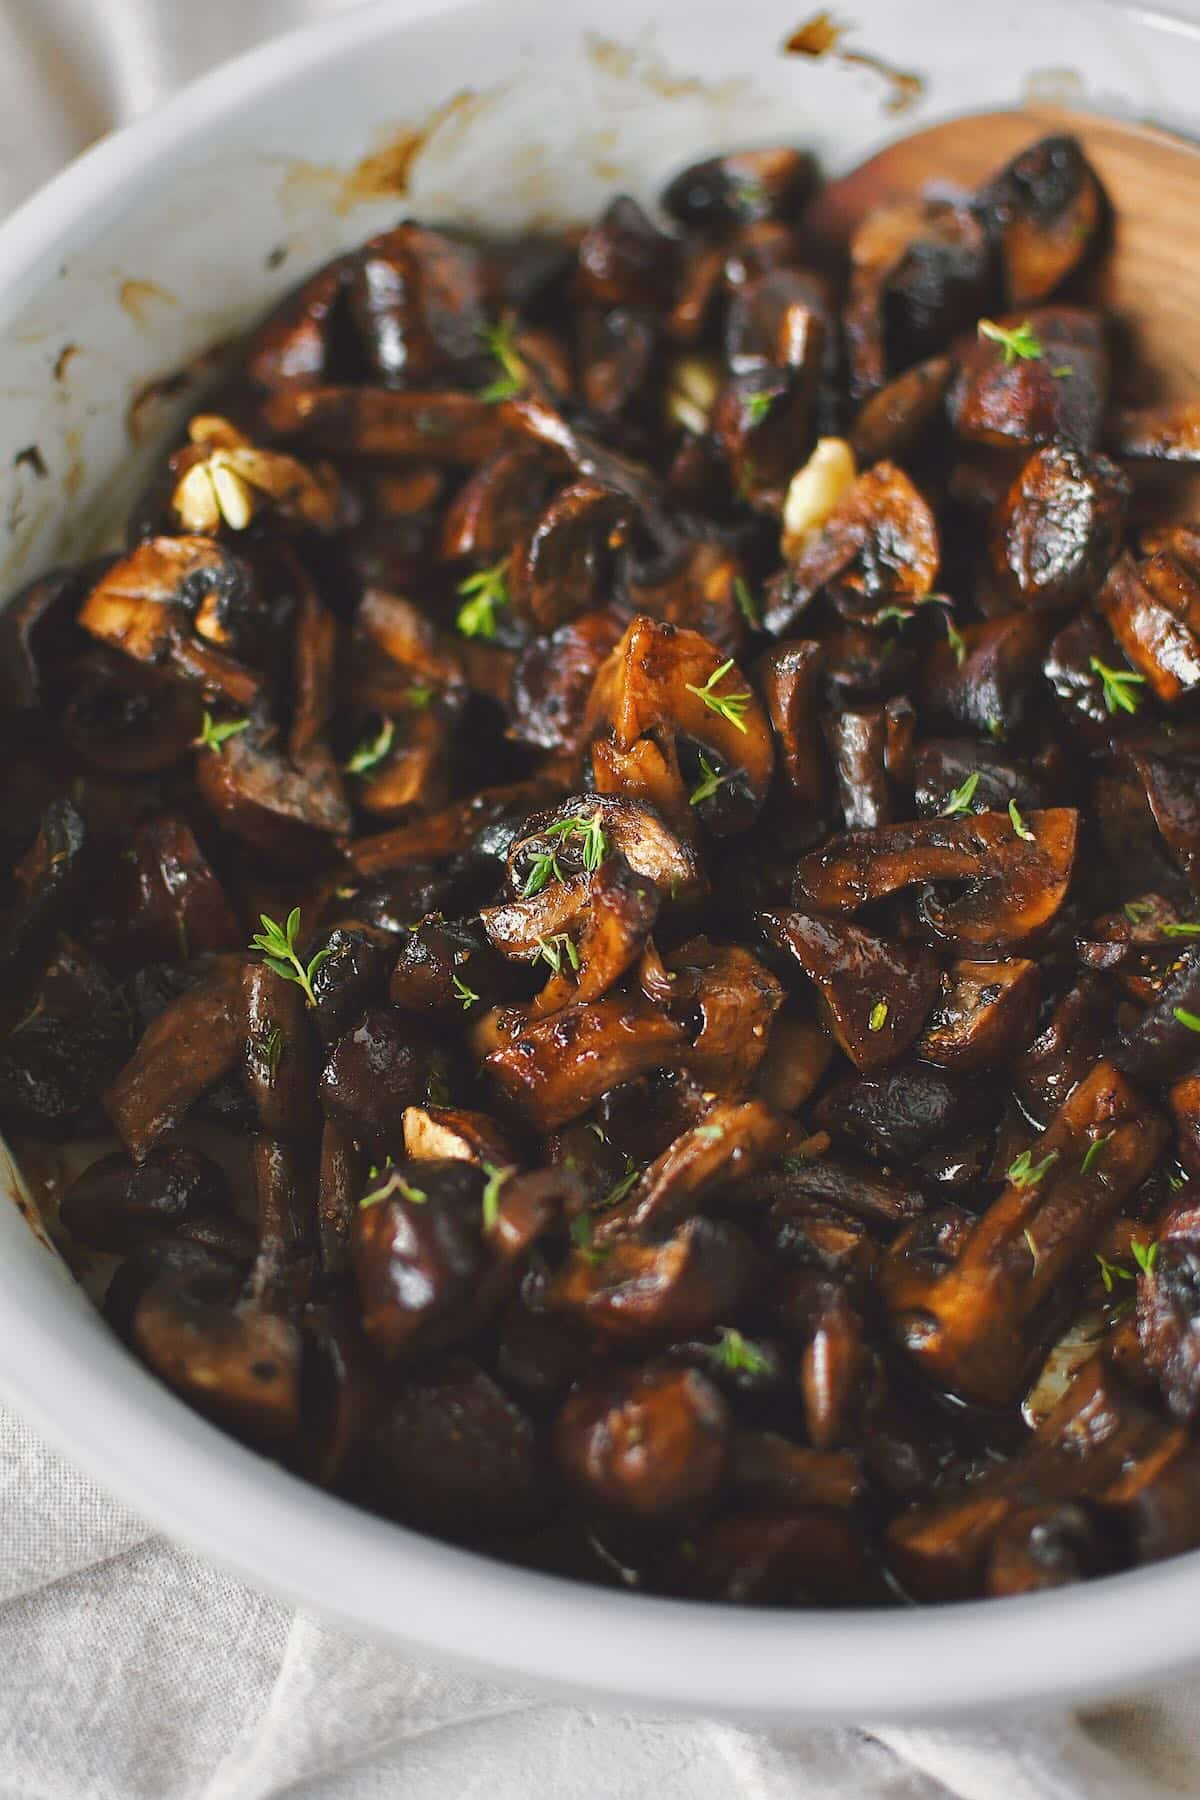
[
  {"left": 244, "top": 255, "right": 355, "bottom": 390},
  {"left": 756, "top": 640, "right": 827, "bottom": 844},
  {"left": 351, "top": 1158, "right": 490, "bottom": 1358},
  {"left": 132, "top": 1258, "right": 302, "bottom": 1445},
  {"left": 975, "top": 135, "right": 1106, "bottom": 306},
  {"left": 917, "top": 957, "right": 1041, "bottom": 1070},
  {"left": 595, "top": 1099, "right": 788, "bottom": 1243},
  {"left": 556, "top": 1364, "right": 729, "bottom": 1521},
  {"left": 883, "top": 1060, "right": 1168, "bottom": 1406},
  {"left": 662, "top": 148, "right": 816, "bottom": 235},
  {"left": 88, "top": 814, "right": 241, "bottom": 972},
  {"left": 586, "top": 616, "right": 774, "bottom": 834},
  {"left": 790, "top": 1272, "right": 870, "bottom": 1451},
  {"left": 712, "top": 329, "right": 825, "bottom": 512},
  {"left": 985, "top": 1502, "right": 1114, "bottom": 1599},
  {"left": 319, "top": 1007, "right": 453, "bottom": 1156},
  {"left": 823, "top": 706, "right": 894, "bottom": 830},
  {"left": 0, "top": 798, "right": 88, "bottom": 1022},
  {"left": 60, "top": 1145, "right": 229, "bottom": 1253},
  {"left": 850, "top": 355, "right": 953, "bottom": 464},
  {"left": 919, "top": 610, "right": 1048, "bottom": 739},
  {"left": 759, "top": 908, "right": 939, "bottom": 1072},
  {"left": 575, "top": 195, "right": 678, "bottom": 313},
  {"left": 485, "top": 994, "right": 686, "bottom": 1131},
  {"left": 545, "top": 1215, "right": 760, "bottom": 1346},
  {"left": 362, "top": 1355, "right": 545, "bottom": 1534},
  {"left": 402, "top": 1103, "right": 519, "bottom": 1168},
  {"left": 78, "top": 537, "right": 262, "bottom": 706},
  {"left": 239, "top": 960, "right": 317, "bottom": 1139},
  {"left": 509, "top": 610, "right": 625, "bottom": 753},
  {"left": 727, "top": 1432, "right": 862, "bottom": 1511},
  {"left": 1043, "top": 611, "right": 1136, "bottom": 730},
  {"left": 530, "top": 853, "right": 660, "bottom": 1016},
  {"left": 665, "top": 1507, "right": 874, "bottom": 1605},
  {"left": 990, "top": 444, "right": 1127, "bottom": 611},
  {"left": 61, "top": 652, "right": 205, "bottom": 775},
  {"left": 792, "top": 808, "right": 1078, "bottom": 953},
  {"left": 105, "top": 960, "right": 245, "bottom": 1160},
  {"left": 316, "top": 1118, "right": 362, "bottom": 1276},
  {"left": 659, "top": 936, "right": 784, "bottom": 1092},
  {"left": 1113, "top": 947, "right": 1200, "bottom": 1083},
  {"left": 348, "top": 222, "right": 487, "bottom": 384},
  {"left": 1121, "top": 744, "right": 1200, "bottom": 890},
  {"left": 815, "top": 1062, "right": 995, "bottom": 1167},
  {"left": 734, "top": 1149, "right": 926, "bottom": 1228},
  {"left": 248, "top": 1134, "right": 317, "bottom": 1306},
  {"left": 1097, "top": 550, "right": 1200, "bottom": 705},
  {"left": 763, "top": 461, "right": 939, "bottom": 638},
  {"left": 949, "top": 307, "right": 1109, "bottom": 452},
  {"left": 506, "top": 792, "right": 703, "bottom": 904},
  {"left": 0, "top": 566, "right": 90, "bottom": 713},
  {"left": 262, "top": 385, "right": 503, "bottom": 464},
  {"left": 345, "top": 777, "right": 557, "bottom": 880},
  {"left": 509, "top": 481, "right": 630, "bottom": 631},
  {"left": 843, "top": 196, "right": 991, "bottom": 398},
  {"left": 1012, "top": 975, "right": 1113, "bottom": 1125},
  {"left": 196, "top": 726, "right": 350, "bottom": 870},
  {"left": 1108, "top": 400, "right": 1200, "bottom": 464}
]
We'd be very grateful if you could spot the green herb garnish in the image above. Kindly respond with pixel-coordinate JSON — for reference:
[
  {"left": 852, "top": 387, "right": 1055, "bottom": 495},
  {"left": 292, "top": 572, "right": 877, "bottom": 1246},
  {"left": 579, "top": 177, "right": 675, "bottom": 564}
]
[
  {"left": 452, "top": 972, "right": 480, "bottom": 1010},
  {"left": 456, "top": 557, "right": 509, "bottom": 639},
  {"left": 603, "top": 1160, "right": 639, "bottom": 1207},
  {"left": 1009, "top": 799, "right": 1034, "bottom": 842},
  {"left": 733, "top": 576, "right": 760, "bottom": 629},
  {"left": 690, "top": 753, "right": 729, "bottom": 807},
  {"left": 359, "top": 1168, "right": 427, "bottom": 1208},
  {"left": 1096, "top": 1252, "right": 1133, "bottom": 1293},
  {"left": 1131, "top": 1238, "right": 1160, "bottom": 1277},
  {"left": 715, "top": 1326, "right": 770, "bottom": 1375},
  {"left": 744, "top": 388, "right": 774, "bottom": 426},
  {"left": 940, "top": 771, "right": 980, "bottom": 818},
  {"left": 254, "top": 1026, "right": 284, "bottom": 1084},
  {"left": 868, "top": 1000, "right": 888, "bottom": 1032},
  {"left": 570, "top": 1211, "right": 610, "bottom": 1265},
  {"left": 481, "top": 1161, "right": 515, "bottom": 1231},
  {"left": 1089, "top": 656, "right": 1146, "bottom": 716},
  {"left": 544, "top": 809, "right": 608, "bottom": 873},
  {"left": 535, "top": 933, "right": 580, "bottom": 976},
  {"left": 195, "top": 711, "right": 250, "bottom": 754},
  {"left": 1081, "top": 1131, "right": 1114, "bottom": 1177},
  {"left": 1163, "top": 922, "right": 1200, "bottom": 938},
  {"left": 1175, "top": 1007, "right": 1200, "bottom": 1033},
  {"left": 521, "top": 849, "right": 564, "bottom": 898},
  {"left": 478, "top": 315, "right": 526, "bottom": 403},
  {"left": 1124, "top": 900, "right": 1154, "bottom": 923},
  {"left": 1007, "top": 1148, "right": 1058, "bottom": 1189},
  {"left": 344, "top": 716, "right": 395, "bottom": 774},
  {"left": 249, "top": 908, "right": 330, "bottom": 1009},
  {"left": 945, "top": 617, "right": 967, "bottom": 667},
  {"left": 1023, "top": 1228, "right": 1040, "bottom": 1270},
  {"left": 685, "top": 658, "right": 752, "bottom": 734},
  {"left": 978, "top": 317, "right": 1044, "bottom": 363}
]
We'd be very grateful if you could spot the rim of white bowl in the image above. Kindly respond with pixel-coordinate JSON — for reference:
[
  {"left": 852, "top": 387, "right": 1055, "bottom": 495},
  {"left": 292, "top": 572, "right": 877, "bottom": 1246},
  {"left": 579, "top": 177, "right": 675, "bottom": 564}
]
[{"left": 3, "top": 0, "right": 1200, "bottom": 1723}]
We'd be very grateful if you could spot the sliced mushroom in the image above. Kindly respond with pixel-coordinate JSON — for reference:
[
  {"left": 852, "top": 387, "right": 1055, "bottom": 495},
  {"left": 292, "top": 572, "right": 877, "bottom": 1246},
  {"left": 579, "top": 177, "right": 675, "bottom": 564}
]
[
  {"left": 1124, "top": 744, "right": 1200, "bottom": 891},
  {"left": 919, "top": 610, "right": 1048, "bottom": 739},
  {"left": 595, "top": 1099, "right": 788, "bottom": 1242},
  {"left": 815, "top": 1063, "right": 995, "bottom": 1167},
  {"left": 661, "top": 148, "right": 815, "bottom": 235},
  {"left": 262, "top": 385, "right": 502, "bottom": 465},
  {"left": 349, "top": 222, "right": 487, "bottom": 384},
  {"left": 792, "top": 808, "right": 1079, "bottom": 952},
  {"left": 757, "top": 640, "right": 827, "bottom": 845},
  {"left": 439, "top": 443, "right": 557, "bottom": 562},
  {"left": 105, "top": 960, "right": 244, "bottom": 1160},
  {"left": 60, "top": 1144, "right": 228, "bottom": 1253},
  {"left": 88, "top": 814, "right": 240, "bottom": 971},
  {"left": 575, "top": 195, "right": 678, "bottom": 313},
  {"left": 662, "top": 936, "right": 784, "bottom": 1092},
  {"left": 401, "top": 1104, "right": 519, "bottom": 1167},
  {"left": 509, "top": 481, "right": 630, "bottom": 631},
  {"left": 990, "top": 445, "right": 1127, "bottom": 611},
  {"left": 843, "top": 197, "right": 990, "bottom": 397},
  {"left": 883, "top": 1059, "right": 1168, "bottom": 1406},
  {"left": 240, "top": 961, "right": 317, "bottom": 1139},
  {"left": 763, "top": 461, "right": 939, "bottom": 638},
  {"left": 485, "top": 994, "right": 686, "bottom": 1131},
  {"left": 1097, "top": 549, "right": 1200, "bottom": 704},
  {"left": 556, "top": 1365, "right": 729, "bottom": 1521},
  {"left": 950, "top": 307, "right": 1108, "bottom": 453},
  {"left": 244, "top": 255, "right": 355, "bottom": 390},
  {"left": 975, "top": 134, "right": 1106, "bottom": 307},
  {"left": 917, "top": 957, "right": 1041, "bottom": 1069},
  {"left": 508, "top": 610, "right": 624, "bottom": 753},
  {"left": 544, "top": 1215, "right": 760, "bottom": 1346},
  {"left": 196, "top": 726, "right": 350, "bottom": 870},
  {"left": 319, "top": 1007, "right": 452, "bottom": 1157},
  {"left": 851, "top": 355, "right": 953, "bottom": 464},
  {"left": 759, "top": 908, "right": 939, "bottom": 1071}
]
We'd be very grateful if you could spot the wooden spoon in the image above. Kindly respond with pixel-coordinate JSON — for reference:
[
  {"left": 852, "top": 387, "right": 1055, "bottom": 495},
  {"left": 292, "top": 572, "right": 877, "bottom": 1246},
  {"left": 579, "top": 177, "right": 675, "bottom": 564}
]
[{"left": 804, "top": 103, "right": 1200, "bottom": 402}]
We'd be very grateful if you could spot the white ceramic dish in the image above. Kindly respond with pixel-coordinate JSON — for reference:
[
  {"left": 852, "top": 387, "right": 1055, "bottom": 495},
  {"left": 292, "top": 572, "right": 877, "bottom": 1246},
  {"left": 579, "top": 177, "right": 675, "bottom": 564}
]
[{"left": 3, "top": 0, "right": 1200, "bottom": 1725}]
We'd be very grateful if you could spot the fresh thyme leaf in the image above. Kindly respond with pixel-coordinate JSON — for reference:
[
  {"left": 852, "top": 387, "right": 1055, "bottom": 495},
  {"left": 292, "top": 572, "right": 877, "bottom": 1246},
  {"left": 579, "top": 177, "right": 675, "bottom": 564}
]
[
  {"left": 1008, "top": 799, "right": 1034, "bottom": 842},
  {"left": 544, "top": 809, "right": 608, "bottom": 872},
  {"left": 1023, "top": 1227, "right": 1040, "bottom": 1269},
  {"left": 1081, "top": 1130, "right": 1114, "bottom": 1177},
  {"left": 1007, "top": 1148, "right": 1058, "bottom": 1189},
  {"left": 535, "top": 932, "right": 580, "bottom": 976},
  {"left": 603, "top": 1159, "right": 639, "bottom": 1207},
  {"left": 715, "top": 1326, "right": 770, "bottom": 1375},
  {"left": 945, "top": 617, "right": 967, "bottom": 667},
  {"left": 1131, "top": 1238, "right": 1160, "bottom": 1277},
  {"left": 690, "top": 753, "right": 729, "bottom": 806},
  {"left": 195, "top": 711, "right": 250, "bottom": 754},
  {"left": 478, "top": 316, "right": 526, "bottom": 405},
  {"left": 359, "top": 1168, "right": 428, "bottom": 1207},
  {"left": 1096, "top": 1252, "right": 1133, "bottom": 1293},
  {"left": 456, "top": 556, "right": 509, "bottom": 638},
  {"left": 344, "top": 715, "right": 395, "bottom": 774},
  {"left": 521, "top": 850, "right": 564, "bottom": 897},
  {"left": 1050, "top": 364, "right": 1074, "bottom": 379},
  {"left": 733, "top": 575, "right": 760, "bottom": 628},
  {"left": 569, "top": 1211, "right": 610, "bottom": 1265},
  {"left": 480, "top": 1161, "right": 515, "bottom": 1231},
  {"left": 405, "top": 683, "right": 434, "bottom": 709},
  {"left": 685, "top": 658, "right": 752, "bottom": 734},
  {"left": 452, "top": 972, "right": 480, "bottom": 1010},
  {"left": 1089, "top": 655, "right": 1146, "bottom": 716},
  {"left": 1123, "top": 900, "right": 1154, "bottom": 923},
  {"left": 1162, "top": 922, "right": 1200, "bottom": 938},
  {"left": 744, "top": 388, "right": 775, "bottom": 426},
  {"left": 868, "top": 1000, "right": 888, "bottom": 1032},
  {"left": 940, "top": 771, "right": 980, "bottom": 817},
  {"left": 978, "top": 317, "right": 1044, "bottom": 364},
  {"left": 249, "top": 908, "right": 330, "bottom": 1009},
  {"left": 1174, "top": 1006, "right": 1200, "bottom": 1033},
  {"left": 695, "top": 1123, "right": 724, "bottom": 1143}
]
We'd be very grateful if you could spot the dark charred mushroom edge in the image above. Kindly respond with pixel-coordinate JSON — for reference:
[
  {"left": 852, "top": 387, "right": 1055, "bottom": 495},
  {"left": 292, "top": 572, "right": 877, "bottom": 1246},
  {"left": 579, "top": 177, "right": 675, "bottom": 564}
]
[{"left": 9, "top": 135, "right": 1200, "bottom": 1609}]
